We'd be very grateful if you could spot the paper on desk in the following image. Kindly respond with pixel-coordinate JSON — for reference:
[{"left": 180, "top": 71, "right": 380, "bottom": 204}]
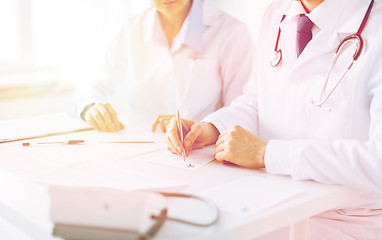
[
  {"left": 36, "top": 162, "right": 186, "bottom": 192},
  {"left": 98, "top": 129, "right": 154, "bottom": 143},
  {"left": 148, "top": 146, "right": 215, "bottom": 170},
  {"left": 16, "top": 127, "right": 164, "bottom": 163},
  {"left": 199, "top": 176, "right": 304, "bottom": 216},
  {"left": 0, "top": 145, "right": 93, "bottom": 179}
]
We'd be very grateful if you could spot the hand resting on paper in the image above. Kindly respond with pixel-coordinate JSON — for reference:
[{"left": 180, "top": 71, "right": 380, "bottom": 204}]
[{"left": 215, "top": 126, "right": 268, "bottom": 168}]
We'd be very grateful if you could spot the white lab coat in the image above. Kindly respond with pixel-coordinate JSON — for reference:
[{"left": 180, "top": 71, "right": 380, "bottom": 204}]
[
  {"left": 71, "top": 0, "right": 254, "bottom": 124},
  {"left": 204, "top": 0, "right": 382, "bottom": 239}
]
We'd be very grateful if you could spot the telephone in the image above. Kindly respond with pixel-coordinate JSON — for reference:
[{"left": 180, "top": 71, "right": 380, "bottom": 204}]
[{"left": 49, "top": 185, "right": 218, "bottom": 240}]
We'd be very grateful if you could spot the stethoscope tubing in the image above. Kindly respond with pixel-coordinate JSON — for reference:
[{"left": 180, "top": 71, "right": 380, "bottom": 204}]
[{"left": 314, "top": 35, "right": 363, "bottom": 108}]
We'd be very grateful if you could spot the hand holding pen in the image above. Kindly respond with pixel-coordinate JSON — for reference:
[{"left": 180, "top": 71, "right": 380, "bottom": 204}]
[{"left": 165, "top": 116, "right": 219, "bottom": 157}]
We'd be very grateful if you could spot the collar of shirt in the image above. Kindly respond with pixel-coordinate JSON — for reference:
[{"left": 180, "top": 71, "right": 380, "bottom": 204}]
[
  {"left": 284, "top": 0, "right": 305, "bottom": 18},
  {"left": 335, "top": 0, "right": 373, "bottom": 34},
  {"left": 146, "top": 0, "right": 204, "bottom": 54},
  {"left": 308, "top": 0, "right": 348, "bottom": 34},
  {"left": 172, "top": 0, "right": 204, "bottom": 53},
  {"left": 282, "top": 0, "right": 373, "bottom": 35},
  {"left": 279, "top": 1, "right": 320, "bottom": 38}
]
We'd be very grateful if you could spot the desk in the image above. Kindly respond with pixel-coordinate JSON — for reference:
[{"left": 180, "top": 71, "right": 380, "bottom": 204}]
[{"left": 0, "top": 114, "right": 359, "bottom": 240}]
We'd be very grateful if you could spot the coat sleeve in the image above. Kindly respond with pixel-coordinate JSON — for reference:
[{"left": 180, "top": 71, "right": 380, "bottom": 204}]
[
  {"left": 218, "top": 21, "right": 256, "bottom": 108},
  {"left": 70, "top": 24, "right": 129, "bottom": 118},
  {"left": 202, "top": 63, "right": 259, "bottom": 135},
  {"left": 202, "top": 4, "right": 273, "bottom": 135}
]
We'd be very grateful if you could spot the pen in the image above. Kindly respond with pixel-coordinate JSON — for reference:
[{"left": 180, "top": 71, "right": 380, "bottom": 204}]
[
  {"left": 176, "top": 110, "right": 186, "bottom": 161},
  {"left": 1, "top": 128, "right": 93, "bottom": 144},
  {"left": 22, "top": 140, "right": 84, "bottom": 146}
]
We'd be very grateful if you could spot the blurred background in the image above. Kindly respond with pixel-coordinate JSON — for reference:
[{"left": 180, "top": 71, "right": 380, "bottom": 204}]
[{"left": 0, "top": 0, "right": 270, "bottom": 121}]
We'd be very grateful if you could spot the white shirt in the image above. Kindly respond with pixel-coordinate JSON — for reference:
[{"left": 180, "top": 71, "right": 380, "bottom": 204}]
[
  {"left": 204, "top": 0, "right": 382, "bottom": 239},
  {"left": 71, "top": 0, "right": 254, "bottom": 124}
]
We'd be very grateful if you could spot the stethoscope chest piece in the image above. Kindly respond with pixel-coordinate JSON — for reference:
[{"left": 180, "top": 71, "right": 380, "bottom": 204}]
[{"left": 270, "top": 50, "right": 282, "bottom": 67}]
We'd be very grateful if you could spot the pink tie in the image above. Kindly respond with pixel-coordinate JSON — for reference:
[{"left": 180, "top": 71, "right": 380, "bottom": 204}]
[{"left": 297, "top": 14, "right": 314, "bottom": 57}]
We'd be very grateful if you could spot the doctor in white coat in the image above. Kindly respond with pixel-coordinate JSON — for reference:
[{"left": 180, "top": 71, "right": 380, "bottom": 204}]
[
  {"left": 166, "top": 0, "right": 382, "bottom": 239},
  {"left": 71, "top": 0, "right": 254, "bottom": 132}
]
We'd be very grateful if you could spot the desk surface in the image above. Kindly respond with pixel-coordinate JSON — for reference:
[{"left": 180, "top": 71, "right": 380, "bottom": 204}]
[{"left": 0, "top": 114, "right": 359, "bottom": 240}]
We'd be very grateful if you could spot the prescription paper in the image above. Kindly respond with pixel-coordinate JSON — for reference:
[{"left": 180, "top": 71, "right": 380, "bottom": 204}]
[
  {"left": 148, "top": 146, "right": 215, "bottom": 170},
  {"left": 199, "top": 176, "right": 304, "bottom": 216}
]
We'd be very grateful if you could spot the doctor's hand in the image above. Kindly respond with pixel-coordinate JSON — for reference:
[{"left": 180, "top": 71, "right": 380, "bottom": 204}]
[
  {"left": 165, "top": 119, "right": 220, "bottom": 156},
  {"left": 84, "top": 103, "right": 125, "bottom": 132},
  {"left": 152, "top": 114, "right": 174, "bottom": 132},
  {"left": 215, "top": 126, "right": 268, "bottom": 168}
]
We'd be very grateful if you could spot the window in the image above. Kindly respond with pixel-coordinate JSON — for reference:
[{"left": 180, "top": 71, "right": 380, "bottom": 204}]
[
  {"left": 0, "top": 0, "right": 149, "bottom": 84},
  {"left": 0, "top": 0, "right": 27, "bottom": 71}
]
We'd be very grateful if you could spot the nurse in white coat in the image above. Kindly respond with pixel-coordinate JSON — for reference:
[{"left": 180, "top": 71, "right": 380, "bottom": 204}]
[
  {"left": 166, "top": 0, "right": 382, "bottom": 239},
  {"left": 71, "top": 0, "right": 254, "bottom": 132}
]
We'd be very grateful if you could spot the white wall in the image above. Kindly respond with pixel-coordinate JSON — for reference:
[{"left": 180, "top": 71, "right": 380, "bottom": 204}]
[{"left": 30, "top": 0, "right": 271, "bottom": 71}]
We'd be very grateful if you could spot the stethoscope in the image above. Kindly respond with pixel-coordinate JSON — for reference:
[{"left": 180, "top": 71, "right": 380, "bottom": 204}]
[{"left": 270, "top": 0, "right": 374, "bottom": 109}]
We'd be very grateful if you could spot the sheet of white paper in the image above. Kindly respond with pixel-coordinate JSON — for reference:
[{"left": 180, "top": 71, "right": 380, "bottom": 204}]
[
  {"left": 199, "top": 176, "right": 304, "bottom": 216},
  {"left": 148, "top": 146, "right": 215, "bottom": 170},
  {"left": 0, "top": 145, "right": 93, "bottom": 179},
  {"left": 98, "top": 129, "right": 155, "bottom": 143},
  {"left": 5, "top": 128, "right": 165, "bottom": 164},
  {"left": 36, "top": 162, "right": 186, "bottom": 192}
]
